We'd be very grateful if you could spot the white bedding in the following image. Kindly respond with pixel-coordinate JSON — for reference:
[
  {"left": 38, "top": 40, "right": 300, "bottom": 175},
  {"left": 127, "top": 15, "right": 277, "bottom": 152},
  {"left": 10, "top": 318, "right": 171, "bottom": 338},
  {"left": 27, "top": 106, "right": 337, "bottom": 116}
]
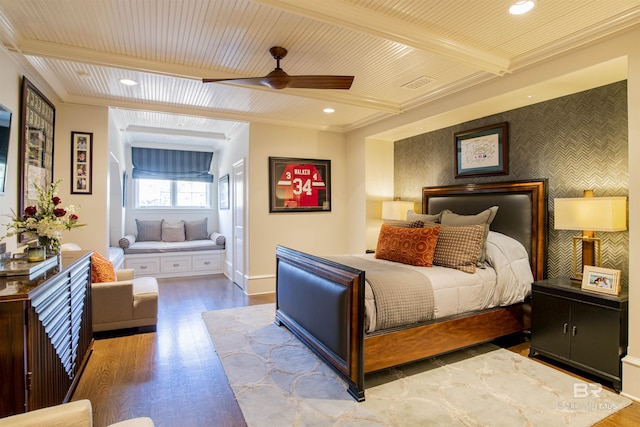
[{"left": 360, "top": 231, "right": 533, "bottom": 333}]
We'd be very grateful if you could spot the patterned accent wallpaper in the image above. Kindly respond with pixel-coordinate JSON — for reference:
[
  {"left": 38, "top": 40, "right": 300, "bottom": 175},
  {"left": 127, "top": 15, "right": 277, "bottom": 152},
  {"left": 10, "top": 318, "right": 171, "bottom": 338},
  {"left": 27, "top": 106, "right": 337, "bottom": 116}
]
[{"left": 395, "top": 81, "right": 629, "bottom": 283}]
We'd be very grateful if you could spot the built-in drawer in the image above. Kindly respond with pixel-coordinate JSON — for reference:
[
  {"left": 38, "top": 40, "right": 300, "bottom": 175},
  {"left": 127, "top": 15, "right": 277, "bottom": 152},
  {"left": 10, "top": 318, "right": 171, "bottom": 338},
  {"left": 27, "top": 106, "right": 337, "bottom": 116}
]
[
  {"left": 161, "top": 256, "right": 192, "bottom": 274},
  {"left": 125, "top": 258, "right": 160, "bottom": 275},
  {"left": 192, "top": 253, "right": 223, "bottom": 272}
]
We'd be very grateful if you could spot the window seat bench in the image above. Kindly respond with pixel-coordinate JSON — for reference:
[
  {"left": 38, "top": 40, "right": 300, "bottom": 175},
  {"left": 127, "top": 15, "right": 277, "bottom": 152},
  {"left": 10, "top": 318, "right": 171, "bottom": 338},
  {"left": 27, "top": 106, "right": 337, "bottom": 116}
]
[{"left": 119, "top": 233, "right": 225, "bottom": 278}]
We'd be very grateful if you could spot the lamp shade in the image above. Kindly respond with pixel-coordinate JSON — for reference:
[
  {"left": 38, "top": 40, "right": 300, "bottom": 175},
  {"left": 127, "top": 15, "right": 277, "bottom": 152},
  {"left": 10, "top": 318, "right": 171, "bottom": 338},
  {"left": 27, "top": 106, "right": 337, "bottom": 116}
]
[
  {"left": 554, "top": 197, "right": 627, "bottom": 231},
  {"left": 381, "top": 200, "right": 414, "bottom": 221}
]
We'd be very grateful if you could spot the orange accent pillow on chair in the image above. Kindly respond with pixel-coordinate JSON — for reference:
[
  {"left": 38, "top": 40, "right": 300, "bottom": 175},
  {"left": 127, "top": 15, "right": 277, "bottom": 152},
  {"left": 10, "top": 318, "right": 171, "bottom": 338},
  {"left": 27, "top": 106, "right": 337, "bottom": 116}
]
[
  {"left": 375, "top": 224, "right": 440, "bottom": 266},
  {"left": 91, "top": 252, "right": 116, "bottom": 283}
]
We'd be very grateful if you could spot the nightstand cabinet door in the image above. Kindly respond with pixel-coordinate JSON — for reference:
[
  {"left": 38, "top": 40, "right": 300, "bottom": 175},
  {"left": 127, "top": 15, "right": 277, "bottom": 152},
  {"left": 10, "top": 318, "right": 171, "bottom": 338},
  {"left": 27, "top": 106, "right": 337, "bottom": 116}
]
[
  {"left": 570, "top": 302, "right": 621, "bottom": 377},
  {"left": 531, "top": 291, "right": 571, "bottom": 358}
]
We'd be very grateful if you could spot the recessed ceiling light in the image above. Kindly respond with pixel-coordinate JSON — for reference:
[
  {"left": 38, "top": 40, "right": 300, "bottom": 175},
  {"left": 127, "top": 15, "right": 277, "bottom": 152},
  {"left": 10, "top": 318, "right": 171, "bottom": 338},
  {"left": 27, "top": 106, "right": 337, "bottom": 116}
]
[
  {"left": 323, "top": 108, "right": 335, "bottom": 114},
  {"left": 119, "top": 78, "right": 138, "bottom": 86},
  {"left": 509, "top": 1, "right": 534, "bottom": 15}
]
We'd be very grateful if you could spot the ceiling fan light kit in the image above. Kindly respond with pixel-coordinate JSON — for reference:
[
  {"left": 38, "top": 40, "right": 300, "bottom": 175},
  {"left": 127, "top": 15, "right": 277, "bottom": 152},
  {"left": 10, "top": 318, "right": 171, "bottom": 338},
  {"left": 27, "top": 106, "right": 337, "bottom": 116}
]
[{"left": 203, "top": 46, "right": 354, "bottom": 90}]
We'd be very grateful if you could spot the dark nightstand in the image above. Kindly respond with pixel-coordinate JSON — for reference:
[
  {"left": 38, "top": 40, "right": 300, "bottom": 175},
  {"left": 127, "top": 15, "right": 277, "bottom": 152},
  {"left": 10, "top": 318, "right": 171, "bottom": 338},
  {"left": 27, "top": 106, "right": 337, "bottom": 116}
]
[{"left": 529, "top": 278, "right": 628, "bottom": 391}]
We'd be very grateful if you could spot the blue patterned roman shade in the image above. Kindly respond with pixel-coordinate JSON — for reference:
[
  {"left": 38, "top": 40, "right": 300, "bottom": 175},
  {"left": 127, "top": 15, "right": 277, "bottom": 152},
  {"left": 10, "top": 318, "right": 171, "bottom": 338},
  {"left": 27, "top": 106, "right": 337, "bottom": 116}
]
[{"left": 131, "top": 147, "right": 214, "bottom": 183}]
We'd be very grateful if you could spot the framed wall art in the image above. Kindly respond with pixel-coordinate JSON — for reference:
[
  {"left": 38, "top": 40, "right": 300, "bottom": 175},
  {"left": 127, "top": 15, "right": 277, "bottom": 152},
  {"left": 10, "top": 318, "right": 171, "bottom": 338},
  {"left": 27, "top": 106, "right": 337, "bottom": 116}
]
[
  {"left": 219, "top": 174, "right": 229, "bottom": 210},
  {"left": 71, "top": 131, "right": 93, "bottom": 194},
  {"left": 454, "top": 122, "right": 508, "bottom": 178},
  {"left": 581, "top": 266, "right": 621, "bottom": 295},
  {"left": 19, "top": 77, "right": 55, "bottom": 241},
  {"left": 0, "top": 103, "right": 12, "bottom": 194},
  {"left": 268, "top": 157, "right": 331, "bottom": 213}
]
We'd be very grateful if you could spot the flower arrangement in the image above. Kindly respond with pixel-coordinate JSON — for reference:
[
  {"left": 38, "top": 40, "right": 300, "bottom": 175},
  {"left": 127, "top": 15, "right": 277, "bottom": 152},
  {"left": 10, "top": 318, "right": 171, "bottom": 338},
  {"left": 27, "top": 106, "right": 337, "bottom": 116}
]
[{"left": 2, "top": 179, "right": 85, "bottom": 253}]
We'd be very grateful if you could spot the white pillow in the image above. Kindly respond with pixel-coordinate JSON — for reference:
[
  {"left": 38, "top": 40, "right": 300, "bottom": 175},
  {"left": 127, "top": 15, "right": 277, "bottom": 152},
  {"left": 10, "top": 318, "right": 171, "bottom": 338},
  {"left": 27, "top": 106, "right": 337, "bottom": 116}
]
[{"left": 485, "top": 231, "right": 534, "bottom": 305}]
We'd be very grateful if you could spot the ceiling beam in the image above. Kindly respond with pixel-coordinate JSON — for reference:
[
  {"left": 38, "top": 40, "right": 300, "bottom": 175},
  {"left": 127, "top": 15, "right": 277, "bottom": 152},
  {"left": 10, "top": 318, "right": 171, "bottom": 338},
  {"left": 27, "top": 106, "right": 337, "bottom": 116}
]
[
  {"left": 252, "top": 0, "right": 511, "bottom": 75},
  {"left": 8, "top": 39, "right": 400, "bottom": 113},
  {"left": 62, "top": 94, "right": 351, "bottom": 134}
]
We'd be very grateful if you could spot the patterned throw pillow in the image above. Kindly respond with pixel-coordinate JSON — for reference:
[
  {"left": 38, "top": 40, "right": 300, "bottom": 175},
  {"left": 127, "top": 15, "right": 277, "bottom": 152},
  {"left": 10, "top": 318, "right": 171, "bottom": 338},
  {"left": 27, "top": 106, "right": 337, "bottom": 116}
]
[
  {"left": 135, "top": 219, "right": 163, "bottom": 242},
  {"left": 162, "top": 220, "right": 186, "bottom": 242},
  {"left": 429, "top": 224, "right": 485, "bottom": 273},
  {"left": 91, "top": 252, "right": 116, "bottom": 283},
  {"left": 375, "top": 224, "right": 440, "bottom": 267},
  {"left": 440, "top": 206, "right": 498, "bottom": 266}
]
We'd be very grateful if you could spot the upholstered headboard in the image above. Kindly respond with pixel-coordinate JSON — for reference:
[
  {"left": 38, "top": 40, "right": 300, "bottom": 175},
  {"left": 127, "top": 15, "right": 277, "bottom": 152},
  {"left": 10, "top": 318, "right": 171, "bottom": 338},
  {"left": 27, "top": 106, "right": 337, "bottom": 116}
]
[{"left": 422, "top": 180, "right": 547, "bottom": 280}]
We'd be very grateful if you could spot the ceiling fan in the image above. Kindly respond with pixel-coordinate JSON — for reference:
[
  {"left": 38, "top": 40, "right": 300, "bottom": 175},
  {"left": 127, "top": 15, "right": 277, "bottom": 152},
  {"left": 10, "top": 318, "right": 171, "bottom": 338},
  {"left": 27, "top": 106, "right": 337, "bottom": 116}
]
[{"left": 202, "top": 46, "right": 354, "bottom": 90}]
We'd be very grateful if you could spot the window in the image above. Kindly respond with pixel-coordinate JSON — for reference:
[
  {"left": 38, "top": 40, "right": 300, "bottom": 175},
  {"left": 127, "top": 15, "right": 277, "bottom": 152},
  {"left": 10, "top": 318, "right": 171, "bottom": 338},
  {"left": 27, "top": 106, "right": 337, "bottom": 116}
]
[{"left": 136, "top": 179, "right": 210, "bottom": 208}]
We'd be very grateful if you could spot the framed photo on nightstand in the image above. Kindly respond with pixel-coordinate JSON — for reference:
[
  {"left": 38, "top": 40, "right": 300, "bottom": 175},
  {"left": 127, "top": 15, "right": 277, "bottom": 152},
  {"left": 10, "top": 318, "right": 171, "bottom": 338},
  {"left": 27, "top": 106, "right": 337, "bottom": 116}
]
[{"left": 581, "top": 266, "right": 621, "bottom": 295}]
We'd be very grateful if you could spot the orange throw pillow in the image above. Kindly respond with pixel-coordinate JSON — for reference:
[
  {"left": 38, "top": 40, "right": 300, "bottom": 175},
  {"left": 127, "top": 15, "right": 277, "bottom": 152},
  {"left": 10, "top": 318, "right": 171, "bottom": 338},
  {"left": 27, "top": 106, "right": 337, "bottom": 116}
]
[
  {"left": 375, "top": 224, "right": 440, "bottom": 267},
  {"left": 91, "top": 252, "right": 116, "bottom": 283}
]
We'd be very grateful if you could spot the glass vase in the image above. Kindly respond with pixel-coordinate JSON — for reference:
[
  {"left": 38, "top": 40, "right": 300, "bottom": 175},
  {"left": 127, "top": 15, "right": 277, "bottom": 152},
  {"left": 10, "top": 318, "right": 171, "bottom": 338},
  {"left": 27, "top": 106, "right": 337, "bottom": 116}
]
[{"left": 37, "top": 236, "right": 60, "bottom": 256}]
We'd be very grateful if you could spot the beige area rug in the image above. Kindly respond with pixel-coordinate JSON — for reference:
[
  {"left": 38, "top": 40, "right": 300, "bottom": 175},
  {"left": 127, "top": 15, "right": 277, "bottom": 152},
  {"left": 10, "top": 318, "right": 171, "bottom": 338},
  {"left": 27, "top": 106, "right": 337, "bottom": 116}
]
[{"left": 202, "top": 304, "right": 631, "bottom": 426}]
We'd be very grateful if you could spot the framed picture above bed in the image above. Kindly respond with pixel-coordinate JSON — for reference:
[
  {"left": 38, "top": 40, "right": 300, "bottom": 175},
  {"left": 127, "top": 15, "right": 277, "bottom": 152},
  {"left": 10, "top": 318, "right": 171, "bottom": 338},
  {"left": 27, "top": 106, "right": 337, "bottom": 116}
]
[
  {"left": 268, "top": 157, "right": 331, "bottom": 213},
  {"left": 454, "top": 122, "right": 508, "bottom": 178}
]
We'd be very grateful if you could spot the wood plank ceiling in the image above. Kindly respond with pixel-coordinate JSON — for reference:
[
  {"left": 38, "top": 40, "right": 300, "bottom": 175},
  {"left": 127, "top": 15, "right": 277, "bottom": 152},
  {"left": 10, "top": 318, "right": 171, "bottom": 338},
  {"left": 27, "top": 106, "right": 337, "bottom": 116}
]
[{"left": 0, "top": 0, "right": 639, "bottom": 147}]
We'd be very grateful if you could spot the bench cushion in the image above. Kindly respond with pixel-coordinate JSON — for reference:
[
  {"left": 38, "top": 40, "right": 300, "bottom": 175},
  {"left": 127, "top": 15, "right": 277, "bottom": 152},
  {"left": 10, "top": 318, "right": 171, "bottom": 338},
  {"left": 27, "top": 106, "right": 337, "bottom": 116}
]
[{"left": 123, "top": 239, "right": 224, "bottom": 254}]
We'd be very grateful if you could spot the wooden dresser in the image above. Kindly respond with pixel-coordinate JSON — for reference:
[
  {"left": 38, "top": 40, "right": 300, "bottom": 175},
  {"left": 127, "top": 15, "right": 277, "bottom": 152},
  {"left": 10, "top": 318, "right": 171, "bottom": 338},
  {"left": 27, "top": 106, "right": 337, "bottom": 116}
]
[{"left": 0, "top": 250, "right": 93, "bottom": 417}]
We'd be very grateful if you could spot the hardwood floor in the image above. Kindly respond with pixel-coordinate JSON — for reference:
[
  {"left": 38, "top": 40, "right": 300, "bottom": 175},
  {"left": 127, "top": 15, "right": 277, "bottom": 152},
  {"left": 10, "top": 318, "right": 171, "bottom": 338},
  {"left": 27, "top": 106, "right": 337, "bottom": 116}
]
[
  {"left": 73, "top": 275, "right": 639, "bottom": 427},
  {"left": 73, "top": 275, "right": 272, "bottom": 427}
]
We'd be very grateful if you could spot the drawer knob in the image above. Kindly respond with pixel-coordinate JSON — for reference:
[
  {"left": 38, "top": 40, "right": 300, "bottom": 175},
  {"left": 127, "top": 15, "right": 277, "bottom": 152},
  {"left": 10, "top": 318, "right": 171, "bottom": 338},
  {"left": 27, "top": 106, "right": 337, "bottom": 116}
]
[
  {"left": 140, "top": 265, "right": 147, "bottom": 269},
  {"left": 204, "top": 261, "right": 211, "bottom": 265},
  {"left": 173, "top": 263, "right": 180, "bottom": 267}
]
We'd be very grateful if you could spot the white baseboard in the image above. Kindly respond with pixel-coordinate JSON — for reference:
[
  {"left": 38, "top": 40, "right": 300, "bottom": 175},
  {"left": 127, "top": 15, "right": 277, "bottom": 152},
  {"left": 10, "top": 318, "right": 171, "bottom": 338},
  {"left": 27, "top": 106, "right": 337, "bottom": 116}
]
[
  {"left": 246, "top": 274, "right": 275, "bottom": 295},
  {"left": 622, "top": 355, "right": 640, "bottom": 401}
]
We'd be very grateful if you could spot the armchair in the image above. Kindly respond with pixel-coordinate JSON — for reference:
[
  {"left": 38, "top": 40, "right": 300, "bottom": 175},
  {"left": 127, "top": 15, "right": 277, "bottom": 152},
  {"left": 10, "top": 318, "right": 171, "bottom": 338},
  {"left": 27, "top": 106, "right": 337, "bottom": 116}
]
[
  {"left": 92, "top": 269, "right": 158, "bottom": 332},
  {"left": 0, "top": 399, "right": 153, "bottom": 426}
]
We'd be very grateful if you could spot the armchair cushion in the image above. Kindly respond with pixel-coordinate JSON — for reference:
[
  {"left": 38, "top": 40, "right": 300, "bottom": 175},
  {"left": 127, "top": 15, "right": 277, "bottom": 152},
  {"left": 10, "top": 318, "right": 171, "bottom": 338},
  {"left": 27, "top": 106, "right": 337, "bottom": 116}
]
[{"left": 116, "top": 269, "right": 135, "bottom": 281}]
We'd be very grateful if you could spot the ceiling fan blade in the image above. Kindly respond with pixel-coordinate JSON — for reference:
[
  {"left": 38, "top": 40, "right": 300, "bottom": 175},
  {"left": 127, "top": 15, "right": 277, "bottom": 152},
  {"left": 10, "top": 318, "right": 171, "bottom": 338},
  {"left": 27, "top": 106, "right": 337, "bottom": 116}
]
[
  {"left": 203, "top": 68, "right": 292, "bottom": 89},
  {"left": 202, "top": 77, "right": 268, "bottom": 86},
  {"left": 287, "top": 75, "right": 354, "bottom": 90}
]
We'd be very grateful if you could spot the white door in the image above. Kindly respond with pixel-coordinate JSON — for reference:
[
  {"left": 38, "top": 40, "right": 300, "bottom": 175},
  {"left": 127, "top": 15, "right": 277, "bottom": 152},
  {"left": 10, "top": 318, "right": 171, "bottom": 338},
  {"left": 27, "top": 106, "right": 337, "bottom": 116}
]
[{"left": 232, "top": 159, "right": 246, "bottom": 290}]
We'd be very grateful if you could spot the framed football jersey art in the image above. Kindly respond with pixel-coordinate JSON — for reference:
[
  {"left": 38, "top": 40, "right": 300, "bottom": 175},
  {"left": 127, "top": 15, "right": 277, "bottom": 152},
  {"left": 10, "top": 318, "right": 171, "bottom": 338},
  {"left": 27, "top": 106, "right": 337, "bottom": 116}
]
[{"left": 269, "top": 157, "right": 331, "bottom": 213}]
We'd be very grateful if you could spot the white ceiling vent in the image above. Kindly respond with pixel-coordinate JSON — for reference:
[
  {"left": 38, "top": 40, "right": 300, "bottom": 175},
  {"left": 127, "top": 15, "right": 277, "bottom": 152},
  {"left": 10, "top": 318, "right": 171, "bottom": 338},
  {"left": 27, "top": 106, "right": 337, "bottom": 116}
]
[{"left": 402, "top": 76, "right": 435, "bottom": 90}]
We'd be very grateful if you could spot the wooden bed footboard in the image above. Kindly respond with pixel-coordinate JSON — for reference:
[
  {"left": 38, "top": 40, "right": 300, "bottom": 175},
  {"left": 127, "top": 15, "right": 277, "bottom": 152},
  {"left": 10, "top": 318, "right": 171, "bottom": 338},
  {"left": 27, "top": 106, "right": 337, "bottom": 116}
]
[{"left": 275, "top": 245, "right": 366, "bottom": 401}]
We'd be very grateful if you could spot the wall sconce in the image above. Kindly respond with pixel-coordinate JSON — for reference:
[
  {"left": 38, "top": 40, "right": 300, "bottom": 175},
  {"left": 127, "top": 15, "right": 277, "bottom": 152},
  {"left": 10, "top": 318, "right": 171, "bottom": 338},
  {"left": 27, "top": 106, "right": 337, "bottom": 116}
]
[
  {"left": 381, "top": 200, "right": 414, "bottom": 221},
  {"left": 554, "top": 190, "right": 627, "bottom": 279}
]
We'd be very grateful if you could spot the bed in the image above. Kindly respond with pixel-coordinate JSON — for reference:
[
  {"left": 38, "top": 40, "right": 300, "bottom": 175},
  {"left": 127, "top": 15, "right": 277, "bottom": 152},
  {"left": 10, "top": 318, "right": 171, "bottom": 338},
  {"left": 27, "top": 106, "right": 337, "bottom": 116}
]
[{"left": 274, "top": 180, "right": 547, "bottom": 401}]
